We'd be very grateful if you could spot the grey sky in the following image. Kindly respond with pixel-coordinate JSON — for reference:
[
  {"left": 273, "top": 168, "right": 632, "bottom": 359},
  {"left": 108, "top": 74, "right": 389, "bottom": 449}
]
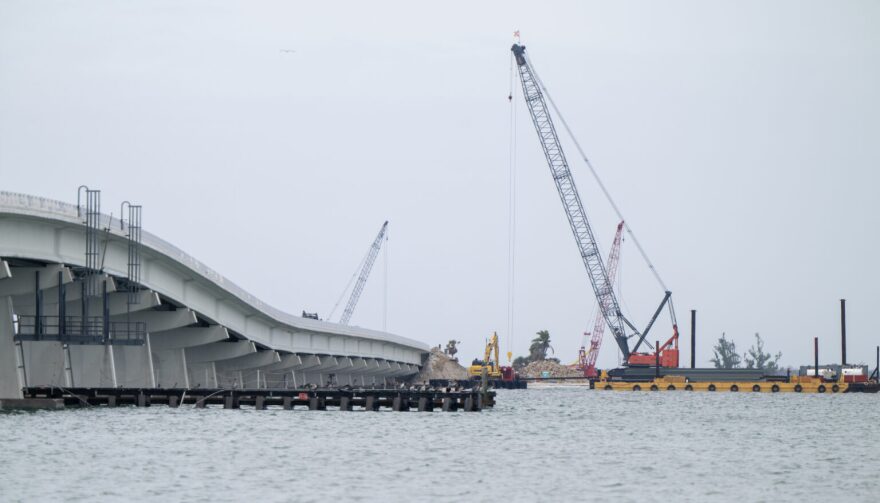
[{"left": 1, "top": 1, "right": 878, "bottom": 369}]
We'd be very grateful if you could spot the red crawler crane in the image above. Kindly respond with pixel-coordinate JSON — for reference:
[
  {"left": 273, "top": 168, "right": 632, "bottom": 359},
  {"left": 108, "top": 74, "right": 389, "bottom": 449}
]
[{"left": 581, "top": 222, "right": 624, "bottom": 377}]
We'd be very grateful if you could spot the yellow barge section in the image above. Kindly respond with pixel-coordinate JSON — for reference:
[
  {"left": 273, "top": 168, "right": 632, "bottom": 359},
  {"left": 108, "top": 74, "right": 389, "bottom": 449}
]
[{"left": 597, "top": 376, "right": 849, "bottom": 394}]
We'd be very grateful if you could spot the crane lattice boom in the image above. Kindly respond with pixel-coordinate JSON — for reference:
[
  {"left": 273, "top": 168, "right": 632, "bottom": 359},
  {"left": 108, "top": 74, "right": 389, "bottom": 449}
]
[
  {"left": 584, "top": 221, "right": 625, "bottom": 377},
  {"left": 339, "top": 221, "right": 388, "bottom": 325},
  {"left": 512, "top": 44, "right": 632, "bottom": 360}
]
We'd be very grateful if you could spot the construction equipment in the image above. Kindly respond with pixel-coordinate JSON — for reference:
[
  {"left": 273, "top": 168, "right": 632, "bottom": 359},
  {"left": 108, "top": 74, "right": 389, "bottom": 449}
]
[
  {"left": 580, "top": 221, "right": 624, "bottom": 377},
  {"left": 469, "top": 332, "right": 503, "bottom": 379},
  {"left": 511, "top": 43, "right": 678, "bottom": 368},
  {"left": 338, "top": 221, "right": 388, "bottom": 325}
]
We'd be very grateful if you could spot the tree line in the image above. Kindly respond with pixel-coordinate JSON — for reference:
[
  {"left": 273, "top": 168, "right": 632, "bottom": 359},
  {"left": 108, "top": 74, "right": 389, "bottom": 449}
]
[
  {"left": 505, "top": 330, "right": 782, "bottom": 371},
  {"left": 711, "top": 332, "right": 782, "bottom": 370}
]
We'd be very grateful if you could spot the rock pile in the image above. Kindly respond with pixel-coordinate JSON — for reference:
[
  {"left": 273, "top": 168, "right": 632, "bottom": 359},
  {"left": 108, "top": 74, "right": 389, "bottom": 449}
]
[
  {"left": 411, "top": 348, "right": 470, "bottom": 383},
  {"left": 519, "top": 360, "right": 582, "bottom": 378}
]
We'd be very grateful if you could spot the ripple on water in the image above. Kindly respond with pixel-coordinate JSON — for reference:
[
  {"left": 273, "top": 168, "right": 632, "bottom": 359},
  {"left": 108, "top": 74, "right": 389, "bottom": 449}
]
[{"left": 1, "top": 389, "right": 878, "bottom": 502}]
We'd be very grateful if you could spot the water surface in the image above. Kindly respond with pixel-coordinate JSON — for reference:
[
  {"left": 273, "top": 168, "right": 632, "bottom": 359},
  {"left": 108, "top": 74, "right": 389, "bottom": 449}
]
[{"left": 2, "top": 388, "right": 877, "bottom": 502}]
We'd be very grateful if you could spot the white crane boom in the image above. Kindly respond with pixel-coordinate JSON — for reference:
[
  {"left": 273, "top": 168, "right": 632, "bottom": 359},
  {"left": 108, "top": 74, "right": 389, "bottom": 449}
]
[{"left": 339, "top": 221, "right": 388, "bottom": 325}]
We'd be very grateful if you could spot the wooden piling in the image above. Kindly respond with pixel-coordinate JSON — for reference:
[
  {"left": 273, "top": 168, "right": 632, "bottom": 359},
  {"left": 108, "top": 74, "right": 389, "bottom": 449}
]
[
  {"left": 464, "top": 396, "right": 474, "bottom": 411},
  {"left": 308, "top": 396, "right": 325, "bottom": 411},
  {"left": 365, "top": 395, "right": 378, "bottom": 411},
  {"left": 417, "top": 396, "right": 432, "bottom": 412},
  {"left": 339, "top": 395, "right": 352, "bottom": 411},
  {"left": 224, "top": 394, "right": 239, "bottom": 409},
  {"left": 392, "top": 395, "right": 405, "bottom": 411}
]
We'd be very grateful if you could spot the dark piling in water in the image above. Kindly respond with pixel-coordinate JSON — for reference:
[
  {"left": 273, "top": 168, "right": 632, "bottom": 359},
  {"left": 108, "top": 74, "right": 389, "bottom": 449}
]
[
  {"left": 690, "top": 309, "right": 696, "bottom": 369},
  {"left": 840, "top": 299, "right": 847, "bottom": 366},
  {"left": 655, "top": 340, "right": 660, "bottom": 378}
]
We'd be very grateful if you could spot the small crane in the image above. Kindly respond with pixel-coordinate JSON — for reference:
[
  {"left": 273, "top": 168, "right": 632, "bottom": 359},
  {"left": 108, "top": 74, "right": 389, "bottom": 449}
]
[
  {"left": 339, "top": 221, "right": 388, "bottom": 325},
  {"left": 582, "top": 221, "right": 624, "bottom": 377}
]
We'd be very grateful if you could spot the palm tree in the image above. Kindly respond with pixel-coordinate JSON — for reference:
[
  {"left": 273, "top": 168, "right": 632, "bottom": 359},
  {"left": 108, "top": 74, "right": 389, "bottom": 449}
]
[{"left": 529, "top": 330, "right": 554, "bottom": 361}]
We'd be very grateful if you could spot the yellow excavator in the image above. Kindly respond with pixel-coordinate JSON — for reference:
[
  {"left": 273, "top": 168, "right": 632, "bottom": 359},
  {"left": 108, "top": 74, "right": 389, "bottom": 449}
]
[{"left": 468, "top": 332, "right": 504, "bottom": 379}]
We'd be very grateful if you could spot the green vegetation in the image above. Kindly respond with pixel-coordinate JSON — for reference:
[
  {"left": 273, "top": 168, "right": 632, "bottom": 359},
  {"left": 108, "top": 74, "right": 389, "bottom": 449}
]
[
  {"left": 744, "top": 333, "right": 782, "bottom": 370},
  {"left": 529, "top": 330, "right": 554, "bottom": 361},
  {"left": 710, "top": 333, "right": 742, "bottom": 369},
  {"left": 512, "top": 330, "right": 558, "bottom": 369},
  {"left": 711, "top": 332, "right": 783, "bottom": 370}
]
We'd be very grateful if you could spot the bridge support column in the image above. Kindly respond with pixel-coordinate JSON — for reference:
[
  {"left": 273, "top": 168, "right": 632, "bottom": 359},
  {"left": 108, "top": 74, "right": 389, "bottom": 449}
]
[
  {"left": 113, "top": 338, "right": 157, "bottom": 388},
  {"left": 345, "top": 358, "right": 368, "bottom": 386},
  {"left": 291, "top": 355, "right": 321, "bottom": 387},
  {"left": 259, "top": 354, "right": 302, "bottom": 388},
  {"left": 21, "top": 341, "right": 66, "bottom": 387},
  {"left": 0, "top": 296, "right": 23, "bottom": 398},
  {"left": 127, "top": 310, "right": 198, "bottom": 389},
  {"left": 11, "top": 278, "right": 66, "bottom": 386},
  {"left": 68, "top": 344, "right": 117, "bottom": 388},
  {"left": 214, "top": 351, "right": 280, "bottom": 389},
  {"left": 152, "top": 348, "right": 189, "bottom": 389},
  {"left": 187, "top": 341, "right": 256, "bottom": 388},
  {"left": 150, "top": 325, "right": 228, "bottom": 388}
]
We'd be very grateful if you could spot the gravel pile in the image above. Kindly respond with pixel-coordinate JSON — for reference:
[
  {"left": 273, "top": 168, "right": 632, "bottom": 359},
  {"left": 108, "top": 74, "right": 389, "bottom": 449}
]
[
  {"left": 411, "top": 348, "right": 470, "bottom": 382},
  {"left": 520, "top": 360, "right": 583, "bottom": 378}
]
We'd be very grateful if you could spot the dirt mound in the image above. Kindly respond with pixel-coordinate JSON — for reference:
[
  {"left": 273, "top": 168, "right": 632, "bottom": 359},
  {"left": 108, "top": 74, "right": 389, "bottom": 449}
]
[
  {"left": 411, "top": 348, "right": 470, "bottom": 382},
  {"left": 520, "top": 360, "right": 582, "bottom": 378}
]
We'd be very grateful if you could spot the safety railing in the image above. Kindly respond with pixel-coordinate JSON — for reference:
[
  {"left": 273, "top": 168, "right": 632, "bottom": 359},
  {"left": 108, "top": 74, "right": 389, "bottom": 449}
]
[{"left": 14, "top": 315, "right": 146, "bottom": 346}]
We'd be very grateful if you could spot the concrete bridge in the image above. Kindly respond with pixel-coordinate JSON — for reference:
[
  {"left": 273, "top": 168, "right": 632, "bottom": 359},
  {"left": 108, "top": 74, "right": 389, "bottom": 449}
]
[{"left": 0, "top": 191, "right": 428, "bottom": 399}]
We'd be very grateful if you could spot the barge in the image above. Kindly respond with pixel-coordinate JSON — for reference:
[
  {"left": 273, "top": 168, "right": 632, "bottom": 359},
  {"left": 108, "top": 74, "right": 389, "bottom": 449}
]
[{"left": 595, "top": 374, "right": 879, "bottom": 393}]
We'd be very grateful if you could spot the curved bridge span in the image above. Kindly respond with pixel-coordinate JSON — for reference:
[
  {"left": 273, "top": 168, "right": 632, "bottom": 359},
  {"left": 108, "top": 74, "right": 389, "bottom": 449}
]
[{"left": 0, "top": 192, "right": 427, "bottom": 398}]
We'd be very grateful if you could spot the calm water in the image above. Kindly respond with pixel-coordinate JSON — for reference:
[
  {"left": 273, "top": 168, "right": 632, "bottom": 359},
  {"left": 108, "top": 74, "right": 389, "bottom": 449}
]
[{"left": 1, "top": 388, "right": 877, "bottom": 502}]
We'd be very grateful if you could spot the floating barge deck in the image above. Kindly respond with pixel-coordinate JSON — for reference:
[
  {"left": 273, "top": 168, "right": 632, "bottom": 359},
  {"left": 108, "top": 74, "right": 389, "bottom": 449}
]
[
  {"left": 18, "top": 386, "right": 496, "bottom": 411},
  {"left": 594, "top": 373, "right": 879, "bottom": 393}
]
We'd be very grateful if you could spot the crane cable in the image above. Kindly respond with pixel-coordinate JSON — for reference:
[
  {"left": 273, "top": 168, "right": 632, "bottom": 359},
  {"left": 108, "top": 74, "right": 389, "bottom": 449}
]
[
  {"left": 505, "top": 51, "right": 518, "bottom": 363},
  {"left": 383, "top": 227, "right": 389, "bottom": 331},
  {"left": 525, "top": 52, "right": 668, "bottom": 292}
]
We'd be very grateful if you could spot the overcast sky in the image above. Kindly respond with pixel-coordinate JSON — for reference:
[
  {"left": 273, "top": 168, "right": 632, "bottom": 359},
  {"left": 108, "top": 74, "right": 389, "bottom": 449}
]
[{"left": 2, "top": 1, "right": 878, "bottom": 369}]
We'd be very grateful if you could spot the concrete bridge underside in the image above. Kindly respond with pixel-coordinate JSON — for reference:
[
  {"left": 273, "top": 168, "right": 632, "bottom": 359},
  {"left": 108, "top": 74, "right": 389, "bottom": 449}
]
[{"left": 0, "top": 192, "right": 427, "bottom": 398}]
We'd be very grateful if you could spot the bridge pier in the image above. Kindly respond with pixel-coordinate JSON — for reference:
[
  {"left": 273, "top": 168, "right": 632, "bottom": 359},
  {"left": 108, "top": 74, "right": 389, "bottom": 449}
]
[
  {"left": 68, "top": 345, "right": 117, "bottom": 388},
  {"left": 258, "top": 354, "right": 302, "bottom": 388},
  {"left": 151, "top": 325, "right": 228, "bottom": 388},
  {"left": 152, "top": 348, "right": 190, "bottom": 389},
  {"left": 189, "top": 341, "right": 255, "bottom": 388},
  {"left": 0, "top": 295, "right": 23, "bottom": 399}
]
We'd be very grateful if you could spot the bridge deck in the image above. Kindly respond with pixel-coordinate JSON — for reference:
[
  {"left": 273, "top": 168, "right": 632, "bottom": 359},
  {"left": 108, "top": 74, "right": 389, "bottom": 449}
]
[{"left": 1, "top": 191, "right": 428, "bottom": 396}]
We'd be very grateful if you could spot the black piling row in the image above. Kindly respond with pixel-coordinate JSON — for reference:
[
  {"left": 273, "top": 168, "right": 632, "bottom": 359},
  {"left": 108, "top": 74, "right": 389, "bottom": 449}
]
[{"left": 22, "top": 386, "right": 496, "bottom": 412}]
